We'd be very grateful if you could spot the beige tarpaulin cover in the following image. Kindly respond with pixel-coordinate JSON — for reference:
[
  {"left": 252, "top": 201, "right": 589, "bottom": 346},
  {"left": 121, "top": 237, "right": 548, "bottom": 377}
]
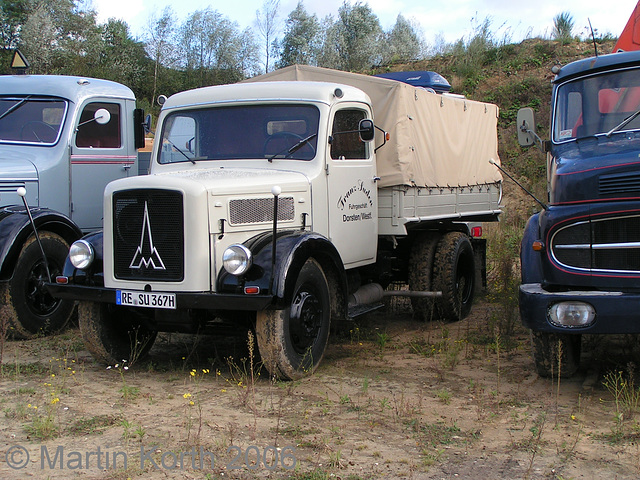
[{"left": 244, "top": 65, "right": 502, "bottom": 188}]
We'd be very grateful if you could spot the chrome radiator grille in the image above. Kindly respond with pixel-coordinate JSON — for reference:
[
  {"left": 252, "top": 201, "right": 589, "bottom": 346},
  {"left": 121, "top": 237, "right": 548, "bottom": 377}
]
[
  {"left": 229, "top": 197, "right": 295, "bottom": 225},
  {"left": 551, "top": 214, "right": 640, "bottom": 273}
]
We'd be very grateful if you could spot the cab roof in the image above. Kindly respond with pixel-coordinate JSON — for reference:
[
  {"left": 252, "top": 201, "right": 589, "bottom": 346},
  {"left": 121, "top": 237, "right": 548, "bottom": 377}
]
[
  {"left": 554, "top": 50, "right": 640, "bottom": 84},
  {"left": 0, "top": 75, "right": 135, "bottom": 103}
]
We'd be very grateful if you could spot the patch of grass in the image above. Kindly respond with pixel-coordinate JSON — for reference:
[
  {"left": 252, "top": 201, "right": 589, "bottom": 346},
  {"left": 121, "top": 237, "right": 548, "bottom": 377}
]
[
  {"left": 1, "top": 362, "right": 49, "bottom": 377},
  {"left": 67, "top": 414, "right": 121, "bottom": 436},
  {"left": 436, "top": 389, "right": 452, "bottom": 405}
]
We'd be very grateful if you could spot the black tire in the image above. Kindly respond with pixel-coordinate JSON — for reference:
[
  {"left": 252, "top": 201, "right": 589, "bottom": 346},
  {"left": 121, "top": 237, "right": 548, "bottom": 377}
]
[
  {"left": 79, "top": 301, "right": 157, "bottom": 365},
  {"left": 531, "top": 331, "right": 581, "bottom": 378},
  {"left": 255, "top": 258, "right": 331, "bottom": 380},
  {"left": 3, "top": 232, "right": 75, "bottom": 339},
  {"left": 432, "top": 232, "right": 475, "bottom": 321},
  {"left": 408, "top": 232, "right": 440, "bottom": 321}
]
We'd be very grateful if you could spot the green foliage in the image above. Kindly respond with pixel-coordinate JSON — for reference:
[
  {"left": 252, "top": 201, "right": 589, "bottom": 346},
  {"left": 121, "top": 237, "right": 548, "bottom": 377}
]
[
  {"left": 383, "top": 14, "right": 424, "bottom": 64},
  {"left": 553, "top": 12, "right": 575, "bottom": 45},
  {"left": 276, "top": 1, "right": 321, "bottom": 68},
  {"left": 320, "top": 1, "right": 383, "bottom": 71}
]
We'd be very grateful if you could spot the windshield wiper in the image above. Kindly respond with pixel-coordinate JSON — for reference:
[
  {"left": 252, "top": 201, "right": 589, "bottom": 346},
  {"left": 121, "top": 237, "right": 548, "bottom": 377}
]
[
  {"left": 606, "top": 108, "right": 640, "bottom": 137},
  {"left": 163, "top": 138, "right": 196, "bottom": 164},
  {"left": 0, "top": 95, "right": 31, "bottom": 122},
  {"left": 268, "top": 134, "right": 317, "bottom": 163}
]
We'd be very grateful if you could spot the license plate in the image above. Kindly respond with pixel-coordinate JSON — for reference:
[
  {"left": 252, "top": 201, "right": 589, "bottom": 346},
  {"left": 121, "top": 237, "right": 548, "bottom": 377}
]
[{"left": 116, "top": 290, "right": 176, "bottom": 310}]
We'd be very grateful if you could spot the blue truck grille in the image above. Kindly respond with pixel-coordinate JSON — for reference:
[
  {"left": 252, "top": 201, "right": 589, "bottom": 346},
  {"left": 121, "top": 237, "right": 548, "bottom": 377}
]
[
  {"left": 599, "top": 172, "right": 640, "bottom": 197},
  {"left": 113, "top": 189, "right": 184, "bottom": 281},
  {"left": 552, "top": 214, "right": 640, "bottom": 273}
]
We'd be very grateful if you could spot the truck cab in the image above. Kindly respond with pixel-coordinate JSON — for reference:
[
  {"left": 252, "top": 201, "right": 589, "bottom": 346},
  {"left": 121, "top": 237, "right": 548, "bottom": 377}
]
[
  {"left": 518, "top": 50, "right": 640, "bottom": 376},
  {"left": 0, "top": 73, "right": 145, "bottom": 338}
]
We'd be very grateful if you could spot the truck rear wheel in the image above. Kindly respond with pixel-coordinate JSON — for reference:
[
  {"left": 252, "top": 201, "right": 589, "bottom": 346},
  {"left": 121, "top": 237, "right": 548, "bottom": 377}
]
[
  {"left": 79, "top": 301, "right": 157, "bottom": 365},
  {"left": 3, "top": 232, "right": 75, "bottom": 339},
  {"left": 408, "top": 232, "right": 440, "bottom": 321},
  {"left": 255, "top": 258, "right": 331, "bottom": 380},
  {"left": 433, "top": 232, "right": 475, "bottom": 321},
  {"left": 531, "top": 331, "right": 581, "bottom": 378}
]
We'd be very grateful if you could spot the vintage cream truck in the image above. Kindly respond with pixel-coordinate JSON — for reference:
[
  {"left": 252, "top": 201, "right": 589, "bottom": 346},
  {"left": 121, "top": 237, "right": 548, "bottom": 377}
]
[{"left": 51, "top": 66, "right": 502, "bottom": 379}]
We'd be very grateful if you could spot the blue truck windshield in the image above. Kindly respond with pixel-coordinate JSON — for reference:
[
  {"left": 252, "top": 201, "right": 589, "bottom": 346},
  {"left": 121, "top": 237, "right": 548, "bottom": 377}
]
[
  {"left": 158, "top": 104, "right": 320, "bottom": 164},
  {"left": 553, "top": 67, "right": 640, "bottom": 142},
  {"left": 0, "top": 96, "right": 67, "bottom": 145}
]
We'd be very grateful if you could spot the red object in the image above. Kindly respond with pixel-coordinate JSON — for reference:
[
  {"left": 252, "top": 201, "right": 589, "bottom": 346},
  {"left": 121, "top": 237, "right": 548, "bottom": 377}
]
[
  {"left": 614, "top": 1, "right": 640, "bottom": 52},
  {"left": 470, "top": 226, "right": 483, "bottom": 238}
]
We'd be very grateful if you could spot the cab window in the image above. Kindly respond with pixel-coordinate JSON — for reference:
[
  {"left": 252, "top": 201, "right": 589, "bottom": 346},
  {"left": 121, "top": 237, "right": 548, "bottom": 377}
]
[
  {"left": 331, "top": 109, "right": 367, "bottom": 160},
  {"left": 76, "top": 102, "right": 121, "bottom": 148}
]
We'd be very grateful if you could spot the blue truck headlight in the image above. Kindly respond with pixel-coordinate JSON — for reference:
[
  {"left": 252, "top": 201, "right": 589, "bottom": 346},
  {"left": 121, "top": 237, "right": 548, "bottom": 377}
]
[
  {"left": 222, "top": 244, "right": 252, "bottom": 275},
  {"left": 548, "top": 302, "right": 595, "bottom": 328},
  {"left": 69, "top": 240, "right": 94, "bottom": 269}
]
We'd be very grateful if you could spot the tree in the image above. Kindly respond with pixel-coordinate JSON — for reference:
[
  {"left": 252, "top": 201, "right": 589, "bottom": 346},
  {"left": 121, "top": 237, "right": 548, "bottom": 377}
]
[
  {"left": 276, "top": 1, "right": 320, "bottom": 68},
  {"left": 145, "top": 7, "right": 177, "bottom": 104},
  {"left": 553, "top": 12, "right": 574, "bottom": 44},
  {"left": 383, "top": 14, "right": 424, "bottom": 64},
  {"left": 19, "top": 3, "right": 58, "bottom": 73},
  {"left": 255, "top": 0, "right": 281, "bottom": 72},
  {"left": 178, "top": 8, "right": 252, "bottom": 87},
  {"left": 94, "top": 19, "right": 148, "bottom": 89},
  {"left": 238, "top": 27, "right": 261, "bottom": 77},
  {"left": 16, "top": 0, "right": 104, "bottom": 75},
  {"left": 1, "top": 0, "right": 29, "bottom": 51},
  {"left": 319, "top": 1, "right": 383, "bottom": 71}
]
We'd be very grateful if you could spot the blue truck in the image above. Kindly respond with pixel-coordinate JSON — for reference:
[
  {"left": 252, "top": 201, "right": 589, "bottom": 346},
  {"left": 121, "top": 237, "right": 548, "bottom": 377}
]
[
  {"left": 0, "top": 66, "right": 147, "bottom": 338},
  {"left": 518, "top": 49, "right": 640, "bottom": 377}
]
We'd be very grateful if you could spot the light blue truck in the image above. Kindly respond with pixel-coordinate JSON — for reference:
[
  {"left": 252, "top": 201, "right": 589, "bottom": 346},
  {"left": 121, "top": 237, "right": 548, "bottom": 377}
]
[{"left": 0, "top": 70, "right": 147, "bottom": 338}]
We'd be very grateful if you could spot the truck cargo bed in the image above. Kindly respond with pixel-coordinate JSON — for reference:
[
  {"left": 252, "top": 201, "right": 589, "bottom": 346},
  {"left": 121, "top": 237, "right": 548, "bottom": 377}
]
[{"left": 378, "top": 183, "right": 502, "bottom": 235}]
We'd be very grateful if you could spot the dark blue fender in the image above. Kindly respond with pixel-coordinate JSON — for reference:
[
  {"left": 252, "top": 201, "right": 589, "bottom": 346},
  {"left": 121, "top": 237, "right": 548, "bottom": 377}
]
[
  {"left": 520, "top": 212, "right": 544, "bottom": 284},
  {"left": 60, "top": 230, "right": 104, "bottom": 286},
  {"left": 218, "top": 230, "right": 347, "bottom": 311},
  {"left": 0, "top": 206, "right": 82, "bottom": 282}
]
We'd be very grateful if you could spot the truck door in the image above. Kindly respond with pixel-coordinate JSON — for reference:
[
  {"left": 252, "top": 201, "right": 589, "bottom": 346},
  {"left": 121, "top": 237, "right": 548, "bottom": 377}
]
[
  {"left": 327, "top": 106, "right": 378, "bottom": 267},
  {"left": 70, "top": 100, "right": 136, "bottom": 231}
]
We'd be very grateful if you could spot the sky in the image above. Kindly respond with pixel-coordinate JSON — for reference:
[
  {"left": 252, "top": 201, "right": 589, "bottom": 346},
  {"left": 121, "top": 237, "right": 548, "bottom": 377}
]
[{"left": 89, "top": 0, "right": 638, "bottom": 46}]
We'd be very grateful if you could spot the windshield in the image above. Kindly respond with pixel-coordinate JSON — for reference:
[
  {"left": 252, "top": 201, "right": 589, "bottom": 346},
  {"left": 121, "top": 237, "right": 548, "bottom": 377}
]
[
  {"left": 158, "top": 104, "right": 320, "bottom": 164},
  {"left": 553, "top": 68, "right": 640, "bottom": 143},
  {"left": 0, "top": 96, "right": 67, "bottom": 145}
]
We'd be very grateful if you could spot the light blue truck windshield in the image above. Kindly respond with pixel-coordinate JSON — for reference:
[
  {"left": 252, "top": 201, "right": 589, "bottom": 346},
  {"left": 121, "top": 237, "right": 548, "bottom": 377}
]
[
  {"left": 158, "top": 104, "right": 320, "bottom": 164},
  {"left": 0, "top": 96, "right": 67, "bottom": 145}
]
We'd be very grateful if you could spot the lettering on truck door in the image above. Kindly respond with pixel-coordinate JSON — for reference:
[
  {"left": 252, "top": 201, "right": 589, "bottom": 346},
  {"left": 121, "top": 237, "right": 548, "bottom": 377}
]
[
  {"left": 327, "top": 107, "right": 378, "bottom": 267},
  {"left": 70, "top": 101, "right": 134, "bottom": 231}
]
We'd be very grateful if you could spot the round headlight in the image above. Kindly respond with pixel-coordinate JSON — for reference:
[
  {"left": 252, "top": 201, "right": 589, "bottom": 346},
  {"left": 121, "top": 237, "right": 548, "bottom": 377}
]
[
  {"left": 223, "top": 244, "right": 253, "bottom": 276},
  {"left": 69, "top": 240, "right": 94, "bottom": 269}
]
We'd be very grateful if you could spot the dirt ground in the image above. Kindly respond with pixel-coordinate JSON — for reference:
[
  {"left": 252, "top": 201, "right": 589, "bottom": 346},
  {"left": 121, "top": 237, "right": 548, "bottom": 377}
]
[{"left": 1, "top": 299, "right": 640, "bottom": 480}]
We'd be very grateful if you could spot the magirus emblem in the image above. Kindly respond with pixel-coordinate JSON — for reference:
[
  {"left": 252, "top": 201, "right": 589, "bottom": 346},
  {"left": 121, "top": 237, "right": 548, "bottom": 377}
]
[{"left": 129, "top": 202, "right": 166, "bottom": 270}]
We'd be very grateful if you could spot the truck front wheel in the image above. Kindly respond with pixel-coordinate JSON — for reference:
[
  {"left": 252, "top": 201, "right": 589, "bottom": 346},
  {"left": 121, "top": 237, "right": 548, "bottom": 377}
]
[
  {"left": 433, "top": 232, "right": 475, "bottom": 321},
  {"left": 2, "top": 232, "right": 75, "bottom": 339},
  {"left": 79, "top": 302, "right": 157, "bottom": 365},
  {"left": 531, "top": 331, "right": 581, "bottom": 378},
  {"left": 256, "top": 258, "right": 331, "bottom": 380}
]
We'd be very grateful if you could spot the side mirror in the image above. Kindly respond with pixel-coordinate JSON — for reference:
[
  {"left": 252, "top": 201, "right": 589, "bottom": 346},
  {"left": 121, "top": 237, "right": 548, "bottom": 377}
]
[
  {"left": 517, "top": 108, "right": 537, "bottom": 147},
  {"left": 359, "top": 119, "right": 375, "bottom": 142},
  {"left": 143, "top": 114, "right": 152, "bottom": 133},
  {"left": 94, "top": 108, "right": 111, "bottom": 125}
]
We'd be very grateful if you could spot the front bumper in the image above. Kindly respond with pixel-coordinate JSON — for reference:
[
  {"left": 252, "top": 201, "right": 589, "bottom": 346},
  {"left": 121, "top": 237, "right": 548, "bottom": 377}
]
[
  {"left": 47, "top": 283, "right": 274, "bottom": 311},
  {"left": 520, "top": 283, "right": 640, "bottom": 334}
]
